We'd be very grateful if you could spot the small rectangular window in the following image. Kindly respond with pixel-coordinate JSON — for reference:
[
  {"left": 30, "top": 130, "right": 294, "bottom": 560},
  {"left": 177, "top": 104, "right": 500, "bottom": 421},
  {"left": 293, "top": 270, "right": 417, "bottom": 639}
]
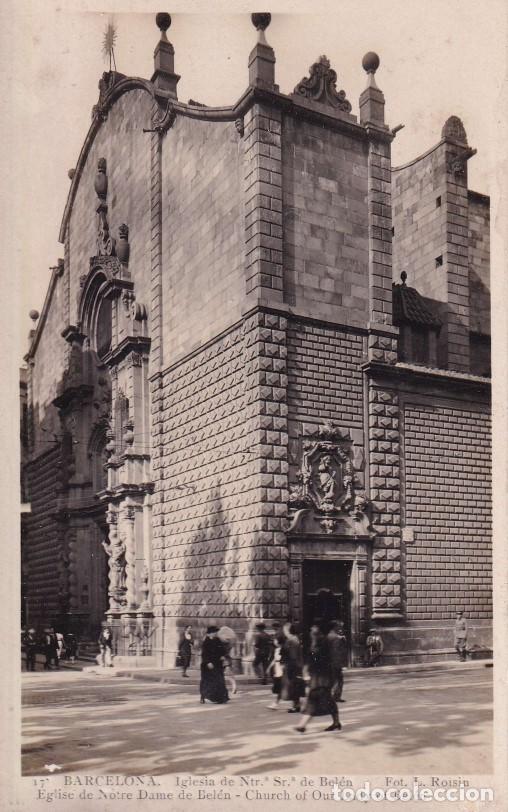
[
  {"left": 436, "top": 196, "right": 442, "bottom": 208},
  {"left": 435, "top": 255, "right": 443, "bottom": 268}
]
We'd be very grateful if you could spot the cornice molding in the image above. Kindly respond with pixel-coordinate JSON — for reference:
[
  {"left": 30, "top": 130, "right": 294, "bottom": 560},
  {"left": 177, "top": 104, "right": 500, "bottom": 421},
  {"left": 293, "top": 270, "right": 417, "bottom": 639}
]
[
  {"left": 59, "top": 74, "right": 392, "bottom": 244},
  {"left": 363, "top": 360, "right": 491, "bottom": 397}
]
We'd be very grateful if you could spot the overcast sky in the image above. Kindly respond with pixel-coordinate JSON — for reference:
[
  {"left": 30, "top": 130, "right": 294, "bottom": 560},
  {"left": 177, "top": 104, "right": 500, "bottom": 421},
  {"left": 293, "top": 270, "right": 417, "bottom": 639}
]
[{"left": 0, "top": 0, "right": 506, "bottom": 359}]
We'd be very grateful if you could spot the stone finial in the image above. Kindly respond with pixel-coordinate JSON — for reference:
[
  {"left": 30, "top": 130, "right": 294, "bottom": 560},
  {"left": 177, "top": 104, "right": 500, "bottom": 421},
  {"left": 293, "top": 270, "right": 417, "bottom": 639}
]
[
  {"left": 362, "top": 51, "right": 380, "bottom": 76},
  {"left": 359, "top": 51, "right": 385, "bottom": 125},
  {"left": 248, "top": 12, "right": 276, "bottom": 89},
  {"left": 400, "top": 271, "right": 407, "bottom": 286},
  {"left": 152, "top": 12, "right": 180, "bottom": 98},
  {"left": 156, "top": 12, "right": 171, "bottom": 39},
  {"left": 251, "top": 12, "right": 271, "bottom": 29},
  {"left": 442, "top": 115, "right": 468, "bottom": 145},
  {"left": 293, "top": 55, "right": 352, "bottom": 112},
  {"left": 251, "top": 13, "right": 271, "bottom": 40}
]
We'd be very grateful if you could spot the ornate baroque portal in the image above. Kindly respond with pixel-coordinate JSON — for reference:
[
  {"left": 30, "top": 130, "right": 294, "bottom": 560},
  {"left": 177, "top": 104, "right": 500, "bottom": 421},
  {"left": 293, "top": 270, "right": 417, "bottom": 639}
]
[
  {"left": 288, "top": 423, "right": 374, "bottom": 665},
  {"left": 66, "top": 157, "right": 154, "bottom": 654}
]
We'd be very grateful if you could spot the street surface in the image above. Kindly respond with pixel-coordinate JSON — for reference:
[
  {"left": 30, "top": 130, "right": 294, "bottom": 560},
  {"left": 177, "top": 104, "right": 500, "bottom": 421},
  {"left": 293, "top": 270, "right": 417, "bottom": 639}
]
[{"left": 22, "top": 664, "right": 492, "bottom": 776}]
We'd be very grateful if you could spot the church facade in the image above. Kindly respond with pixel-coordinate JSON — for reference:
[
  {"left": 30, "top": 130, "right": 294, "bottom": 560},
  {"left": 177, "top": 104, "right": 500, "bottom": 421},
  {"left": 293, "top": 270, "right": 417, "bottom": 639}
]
[{"left": 21, "top": 14, "right": 491, "bottom": 666}]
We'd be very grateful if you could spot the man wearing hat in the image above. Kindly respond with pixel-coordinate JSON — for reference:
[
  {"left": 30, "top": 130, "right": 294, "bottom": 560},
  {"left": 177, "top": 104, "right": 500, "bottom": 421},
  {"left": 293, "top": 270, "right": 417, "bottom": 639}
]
[
  {"left": 253, "top": 622, "right": 272, "bottom": 684},
  {"left": 200, "top": 626, "right": 229, "bottom": 704},
  {"left": 23, "top": 628, "right": 38, "bottom": 672}
]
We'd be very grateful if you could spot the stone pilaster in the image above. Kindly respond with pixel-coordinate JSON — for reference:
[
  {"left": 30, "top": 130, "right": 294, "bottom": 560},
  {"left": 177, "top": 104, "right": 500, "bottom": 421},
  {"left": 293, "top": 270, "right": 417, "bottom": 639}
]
[
  {"left": 366, "top": 134, "right": 394, "bottom": 336},
  {"left": 119, "top": 502, "right": 137, "bottom": 610},
  {"left": 242, "top": 310, "right": 289, "bottom": 621},
  {"left": 443, "top": 136, "right": 472, "bottom": 372},
  {"left": 368, "top": 387, "right": 402, "bottom": 619},
  {"left": 149, "top": 102, "right": 164, "bottom": 371},
  {"left": 243, "top": 104, "right": 284, "bottom": 307}
]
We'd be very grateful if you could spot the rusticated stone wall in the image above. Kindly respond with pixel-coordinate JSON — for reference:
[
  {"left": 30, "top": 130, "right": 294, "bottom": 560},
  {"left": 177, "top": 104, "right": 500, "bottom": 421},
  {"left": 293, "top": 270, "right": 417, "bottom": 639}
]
[
  {"left": 24, "top": 445, "right": 63, "bottom": 628},
  {"left": 403, "top": 400, "right": 492, "bottom": 620},
  {"left": 286, "top": 321, "right": 365, "bottom": 426},
  {"left": 28, "top": 274, "right": 67, "bottom": 455},
  {"left": 151, "top": 312, "right": 289, "bottom": 657}
]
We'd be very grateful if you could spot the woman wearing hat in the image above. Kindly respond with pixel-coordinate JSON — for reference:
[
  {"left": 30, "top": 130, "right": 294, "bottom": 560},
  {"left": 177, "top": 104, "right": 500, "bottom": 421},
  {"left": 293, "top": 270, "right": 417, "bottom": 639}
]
[
  {"left": 296, "top": 623, "right": 341, "bottom": 733},
  {"left": 199, "top": 626, "right": 229, "bottom": 704}
]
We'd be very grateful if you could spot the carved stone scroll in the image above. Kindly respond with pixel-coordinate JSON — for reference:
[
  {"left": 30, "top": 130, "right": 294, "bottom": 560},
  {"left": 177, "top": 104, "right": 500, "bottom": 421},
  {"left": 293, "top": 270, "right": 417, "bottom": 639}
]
[{"left": 293, "top": 55, "right": 352, "bottom": 112}]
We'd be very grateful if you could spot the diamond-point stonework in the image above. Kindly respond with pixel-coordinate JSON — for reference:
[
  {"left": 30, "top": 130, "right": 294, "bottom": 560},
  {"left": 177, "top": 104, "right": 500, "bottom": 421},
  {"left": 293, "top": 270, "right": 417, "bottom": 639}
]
[{"left": 293, "top": 55, "right": 352, "bottom": 112}]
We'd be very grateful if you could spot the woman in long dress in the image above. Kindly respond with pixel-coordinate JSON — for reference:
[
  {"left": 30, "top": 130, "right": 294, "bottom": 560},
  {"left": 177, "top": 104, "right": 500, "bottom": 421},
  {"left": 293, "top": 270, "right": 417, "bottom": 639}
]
[
  {"left": 296, "top": 624, "right": 341, "bottom": 733},
  {"left": 280, "top": 623, "right": 305, "bottom": 713},
  {"left": 199, "top": 626, "right": 229, "bottom": 704},
  {"left": 178, "top": 625, "right": 193, "bottom": 677}
]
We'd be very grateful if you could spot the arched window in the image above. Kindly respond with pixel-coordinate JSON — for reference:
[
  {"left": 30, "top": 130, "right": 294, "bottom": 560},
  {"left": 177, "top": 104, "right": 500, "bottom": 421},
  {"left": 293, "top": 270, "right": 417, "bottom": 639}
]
[{"left": 96, "top": 297, "right": 112, "bottom": 360}]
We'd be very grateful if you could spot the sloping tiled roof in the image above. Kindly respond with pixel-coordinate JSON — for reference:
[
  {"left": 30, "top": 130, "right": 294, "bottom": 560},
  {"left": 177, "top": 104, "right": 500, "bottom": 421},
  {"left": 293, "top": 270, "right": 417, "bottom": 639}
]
[{"left": 392, "top": 279, "right": 442, "bottom": 328}]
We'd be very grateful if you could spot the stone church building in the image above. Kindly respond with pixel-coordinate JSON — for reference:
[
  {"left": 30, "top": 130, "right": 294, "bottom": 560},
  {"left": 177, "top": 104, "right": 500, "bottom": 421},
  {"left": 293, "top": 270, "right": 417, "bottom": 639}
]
[{"left": 21, "top": 14, "right": 491, "bottom": 666}]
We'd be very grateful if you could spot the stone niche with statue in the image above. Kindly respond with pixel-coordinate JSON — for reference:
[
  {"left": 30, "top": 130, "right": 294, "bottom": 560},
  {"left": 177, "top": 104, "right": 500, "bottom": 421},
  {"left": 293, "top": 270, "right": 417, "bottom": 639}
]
[{"left": 288, "top": 422, "right": 373, "bottom": 539}]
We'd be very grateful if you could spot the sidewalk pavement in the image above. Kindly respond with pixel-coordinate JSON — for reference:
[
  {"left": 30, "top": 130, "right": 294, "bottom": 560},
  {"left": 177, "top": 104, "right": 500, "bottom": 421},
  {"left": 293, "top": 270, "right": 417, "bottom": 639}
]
[{"left": 57, "top": 655, "right": 493, "bottom": 684}]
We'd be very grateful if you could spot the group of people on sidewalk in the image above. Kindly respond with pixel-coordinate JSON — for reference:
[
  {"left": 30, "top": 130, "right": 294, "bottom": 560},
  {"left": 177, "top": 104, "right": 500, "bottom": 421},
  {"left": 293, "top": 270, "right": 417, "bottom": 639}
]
[
  {"left": 22, "top": 627, "right": 78, "bottom": 671},
  {"left": 263, "top": 620, "right": 347, "bottom": 733},
  {"left": 185, "top": 618, "right": 351, "bottom": 733}
]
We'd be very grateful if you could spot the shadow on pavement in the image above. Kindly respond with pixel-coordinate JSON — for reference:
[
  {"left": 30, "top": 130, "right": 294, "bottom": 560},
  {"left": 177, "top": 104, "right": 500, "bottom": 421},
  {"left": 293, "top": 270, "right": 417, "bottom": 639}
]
[{"left": 22, "top": 672, "right": 492, "bottom": 776}]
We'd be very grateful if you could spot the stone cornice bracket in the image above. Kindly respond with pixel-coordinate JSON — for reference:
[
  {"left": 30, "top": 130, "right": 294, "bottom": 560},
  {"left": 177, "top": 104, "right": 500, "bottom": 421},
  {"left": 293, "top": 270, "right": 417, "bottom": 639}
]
[
  {"left": 151, "top": 13, "right": 180, "bottom": 98},
  {"left": 91, "top": 70, "right": 126, "bottom": 121},
  {"left": 144, "top": 98, "right": 177, "bottom": 135},
  {"left": 249, "top": 13, "right": 277, "bottom": 90},
  {"left": 293, "top": 55, "right": 352, "bottom": 113}
]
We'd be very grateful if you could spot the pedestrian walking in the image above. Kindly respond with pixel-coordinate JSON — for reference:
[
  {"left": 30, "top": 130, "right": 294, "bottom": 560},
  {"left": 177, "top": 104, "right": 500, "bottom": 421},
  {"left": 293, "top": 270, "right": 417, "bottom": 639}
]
[
  {"left": 199, "top": 626, "right": 229, "bottom": 704},
  {"left": 55, "top": 631, "right": 65, "bottom": 662},
  {"left": 178, "top": 625, "right": 194, "bottom": 677},
  {"left": 222, "top": 641, "right": 238, "bottom": 696},
  {"left": 454, "top": 611, "right": 468, "bottom": 661},
  {"left": 65, "top": 633, "right": 78, "bottom": 662},
  {"left": 327, "top": 620, "right": 348, "bottom": 702},
  {"left": 43, "top": 628, "right": 58, "bottom": 670},
  {"left": 365, "top": 629, "right": 383, "bottom": 667},
  {"left": 98, "top": 626, "right": 114, "bottom": 667},
  {"left": 281, "top": 623, "right": 305, "bottom": 713},
  {"left": 296, "top": 624, "right": 341, "bottom": 733},
  {"left": 267, "top": 634, "right": 284, "bottom": 709},
  {"left": 23, "top": 628, "right": 38, "bottom": 672},
  {"left": 252, "top": 622, "right": 272, "bottom": 684}
]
